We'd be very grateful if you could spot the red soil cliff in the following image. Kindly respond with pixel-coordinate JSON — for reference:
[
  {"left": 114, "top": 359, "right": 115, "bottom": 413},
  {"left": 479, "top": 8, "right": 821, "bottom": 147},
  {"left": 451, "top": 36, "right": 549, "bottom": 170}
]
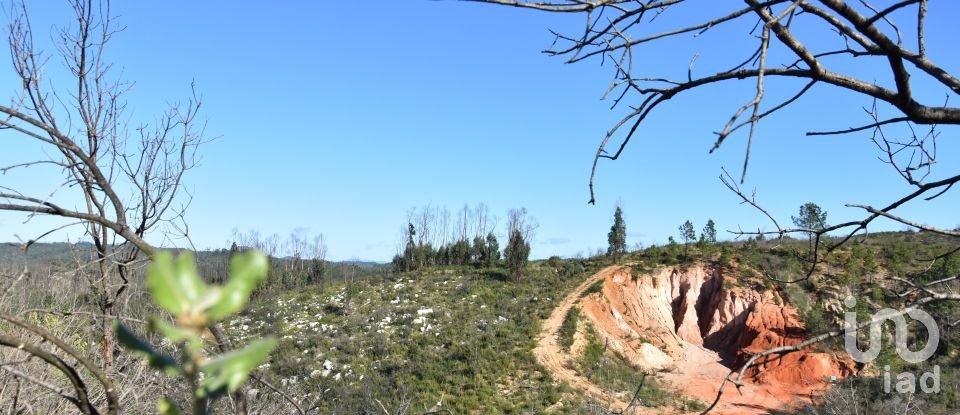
[{"left": 577, "top": 264, "right": 855, "bottom": 414}]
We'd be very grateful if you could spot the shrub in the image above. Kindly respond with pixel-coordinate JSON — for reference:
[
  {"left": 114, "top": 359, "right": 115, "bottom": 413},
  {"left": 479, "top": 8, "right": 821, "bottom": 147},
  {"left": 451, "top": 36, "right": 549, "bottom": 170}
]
[{"left": 558, "top": 307, "right": 580, "bottom": 351}]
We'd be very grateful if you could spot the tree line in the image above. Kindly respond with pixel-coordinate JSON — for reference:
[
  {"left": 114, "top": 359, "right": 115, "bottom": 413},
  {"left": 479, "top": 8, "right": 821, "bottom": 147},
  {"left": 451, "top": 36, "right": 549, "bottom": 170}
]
[{"left": 392, "top": 204, "right": 535, "bottom": 282}]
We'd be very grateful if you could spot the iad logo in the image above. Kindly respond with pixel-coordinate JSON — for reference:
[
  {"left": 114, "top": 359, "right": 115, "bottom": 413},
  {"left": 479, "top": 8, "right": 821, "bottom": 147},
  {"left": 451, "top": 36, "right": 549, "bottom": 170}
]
[{"left": 843, "top": 296, "right": 941, "bottom": 393}]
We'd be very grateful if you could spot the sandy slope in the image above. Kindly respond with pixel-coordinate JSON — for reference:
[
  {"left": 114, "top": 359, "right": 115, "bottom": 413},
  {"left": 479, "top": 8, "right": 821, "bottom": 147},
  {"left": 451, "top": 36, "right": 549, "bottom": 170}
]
[{"left": 533, "top": 265, "right": 651, "bottom": 413}]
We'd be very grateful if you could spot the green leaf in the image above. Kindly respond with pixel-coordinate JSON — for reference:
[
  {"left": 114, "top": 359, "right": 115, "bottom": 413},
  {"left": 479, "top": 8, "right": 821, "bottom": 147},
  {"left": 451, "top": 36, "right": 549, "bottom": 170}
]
[
  {"left": 146, "top": 252, "right": 184, "bottom": 315},
  {"left": 199, "top": 337, "right": 276, "bottom": 397},
  {"left": 156, "top": 398, "right": 182, "bottom": 415},
  {"left": 146, "top": 252, "right": 207, "bottom": 316},
  {"left": 206, "top": 251, "right": 268, "bottom": 321},
  {"left": 195, "top": 286, "right": 224, "bottom": 312},
  {"left": 149, "top": 318, "right": 203, "bottom": 352},
  {"left": 172, "top": 252, "right": 207, "bottom": 303},
  {"left": 114, "top": 322, "right": 179, "bottom": 375}
]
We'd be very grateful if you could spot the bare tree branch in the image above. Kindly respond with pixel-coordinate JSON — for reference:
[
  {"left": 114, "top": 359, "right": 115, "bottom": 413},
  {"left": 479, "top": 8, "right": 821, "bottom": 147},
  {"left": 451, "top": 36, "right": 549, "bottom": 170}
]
[
  {"left": 468, "top": 0, "right": 960, "bottom": 204},
  {"left": 0, "top": 313, "right": 117, "bottom": 415},
  {"left": 807, "top": 116, "right": 910, "bottom": 136},
  {"left": 846, "top": 203, "right": 960, "bottom": 237}
]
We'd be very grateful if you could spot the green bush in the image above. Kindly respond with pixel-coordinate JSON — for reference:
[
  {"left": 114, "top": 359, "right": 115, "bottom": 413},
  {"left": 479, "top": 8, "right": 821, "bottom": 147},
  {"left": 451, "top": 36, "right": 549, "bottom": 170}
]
[
  {"left": 582, "top": 279, "right": 605, "bottom": 297},
  {"left": 558, "top": 307, "right": 580, "bottom": 351},
  {"left": 576, "top": 325, "right": 695, "bottom": 409}
]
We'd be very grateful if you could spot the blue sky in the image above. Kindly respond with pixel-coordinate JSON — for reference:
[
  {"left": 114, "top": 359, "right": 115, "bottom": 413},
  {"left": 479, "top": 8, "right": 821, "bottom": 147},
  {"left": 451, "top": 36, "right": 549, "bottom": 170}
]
[{"left": 1, "top": 1, "right": 958, "bottom": 261}]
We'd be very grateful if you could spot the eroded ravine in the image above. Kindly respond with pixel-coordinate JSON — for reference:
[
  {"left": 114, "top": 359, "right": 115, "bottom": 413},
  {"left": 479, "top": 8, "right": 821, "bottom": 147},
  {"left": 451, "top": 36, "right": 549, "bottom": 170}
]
[{"left": 538, "top": 264, "right": 856, "bottom": 414}]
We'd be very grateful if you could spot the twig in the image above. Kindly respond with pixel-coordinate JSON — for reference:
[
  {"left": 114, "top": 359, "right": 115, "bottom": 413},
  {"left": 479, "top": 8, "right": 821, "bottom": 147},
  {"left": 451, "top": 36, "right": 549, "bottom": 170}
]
[{"left": 249, "top": 374, "right": 305, "bottom": 415}]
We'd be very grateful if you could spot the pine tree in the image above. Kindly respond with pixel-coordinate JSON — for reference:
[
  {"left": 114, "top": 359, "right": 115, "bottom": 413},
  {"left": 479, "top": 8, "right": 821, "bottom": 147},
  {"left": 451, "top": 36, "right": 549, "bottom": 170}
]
[
  {"left": 792, "top": 202, "right": 828, "bottom": 250},
  {"left": 472, "top": 236, "right": 486, "bottom": 265},
  {"left": 484, "top": 232, "right": 500, "bottom": 267},
  {"left": 792, "top": 202, "right": 828, "bottom": 230},
  {"left": 505, "top": 229, "right": 530, "bottom": 282},
  {"left": 451, "top": 239, "right": 470, "bottom": 265},
  {"left": 701, "top": 219, "right": 717, "bottom": 244},
  {"left": 679, "top": 220, "right": 696, "bottom": 257},
  {"left": 607, "top": 206, "right": 627, "bottom": 263}
]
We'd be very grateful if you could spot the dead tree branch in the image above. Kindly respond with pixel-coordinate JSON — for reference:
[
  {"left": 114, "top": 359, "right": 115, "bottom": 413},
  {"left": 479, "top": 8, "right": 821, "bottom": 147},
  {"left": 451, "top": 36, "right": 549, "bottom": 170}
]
[{"left": 467, "top": 0, "right": 959, "bottom": 200}]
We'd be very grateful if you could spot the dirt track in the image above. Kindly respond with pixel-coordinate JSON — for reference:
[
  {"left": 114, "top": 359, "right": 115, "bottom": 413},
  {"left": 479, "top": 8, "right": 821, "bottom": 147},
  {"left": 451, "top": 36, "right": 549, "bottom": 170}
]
[{"left": 534, "top": 265, "right": 640, "bottom": 412}]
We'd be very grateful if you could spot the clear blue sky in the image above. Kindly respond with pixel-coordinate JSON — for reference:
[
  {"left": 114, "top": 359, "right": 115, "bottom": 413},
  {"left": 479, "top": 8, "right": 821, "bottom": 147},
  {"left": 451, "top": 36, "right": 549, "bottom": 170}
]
[{"left": 1, "top": 1, "right": 958, "bottom": 261}]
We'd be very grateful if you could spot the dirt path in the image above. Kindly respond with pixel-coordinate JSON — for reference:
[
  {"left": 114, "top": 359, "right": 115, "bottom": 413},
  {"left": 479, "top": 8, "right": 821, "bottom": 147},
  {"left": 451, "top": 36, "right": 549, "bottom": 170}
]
[{"left": 534, "top": 265, "right": 639, "bottom": 412}]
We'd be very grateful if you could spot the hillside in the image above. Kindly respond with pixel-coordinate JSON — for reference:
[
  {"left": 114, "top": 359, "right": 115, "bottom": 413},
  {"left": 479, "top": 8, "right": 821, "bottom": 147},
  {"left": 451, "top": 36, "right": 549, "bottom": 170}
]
[
  {"left": 2, "top": 232, "right": 958, "bottom": 414},
  {"left": 230, "top": 231, "right": 960, "bottom": 414},
  {"left": 227, "top": 260, "right": 608, "bottom": 413}
]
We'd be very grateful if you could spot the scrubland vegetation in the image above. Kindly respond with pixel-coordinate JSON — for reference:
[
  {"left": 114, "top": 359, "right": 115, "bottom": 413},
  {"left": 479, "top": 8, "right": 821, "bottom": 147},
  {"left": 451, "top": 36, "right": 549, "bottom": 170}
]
[
  {"left": 5, "top": 227, "right": 958, "bottom": 414},
  {"left": 233, "top": 262, "right": 594, "bottom": 413}
]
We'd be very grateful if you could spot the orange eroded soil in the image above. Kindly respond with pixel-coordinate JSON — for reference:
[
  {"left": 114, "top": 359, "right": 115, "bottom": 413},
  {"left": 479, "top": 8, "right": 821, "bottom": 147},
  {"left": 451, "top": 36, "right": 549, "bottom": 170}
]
[{"left": 538, "top": 264, "right": 856, "bottom": 414}]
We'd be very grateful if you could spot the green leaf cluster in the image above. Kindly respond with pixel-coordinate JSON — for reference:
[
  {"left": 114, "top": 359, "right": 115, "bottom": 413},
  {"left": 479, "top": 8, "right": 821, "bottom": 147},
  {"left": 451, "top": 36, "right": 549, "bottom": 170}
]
[{"left": 116, "top": 250, "right": 276, "bottom": 414}]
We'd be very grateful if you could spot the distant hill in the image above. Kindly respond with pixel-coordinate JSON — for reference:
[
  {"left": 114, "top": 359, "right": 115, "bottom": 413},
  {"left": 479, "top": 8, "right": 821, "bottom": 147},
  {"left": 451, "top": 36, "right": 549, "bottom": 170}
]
[
  {"left": 0, "top": 242, "right": 385, "bottom": 268},
  {"left": 331, "top": 260, "right": 383, "bottom": 268},
  {"left": 0, "top": 242, "right": 97, "bottom": 264}
]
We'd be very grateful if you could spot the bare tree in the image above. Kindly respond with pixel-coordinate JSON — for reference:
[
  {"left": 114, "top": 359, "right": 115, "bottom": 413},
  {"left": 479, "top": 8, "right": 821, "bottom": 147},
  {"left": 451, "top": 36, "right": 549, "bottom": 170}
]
[
  {"left": 0, "top": 0, "right": 205, "bottom": 375},
  {"left": 308, "top": 233, "right": 328, "bottom": 284},
  {"left": 456, "top": 203, "right": 471, "bottom": 243},
  {"left": 413, "top": 205, "right": 437, "bottom": 248},
  {"left": 466, "top": 0, "right": 960, "bottom": 412},
  {"left": 264, "top": 232, "right": 280, "bottom": 258},
  {"left": 473, "top": 203, "right": 492, "bottom": 239},
  {"left": 286, "top": 229, "right": 310, "bottom": 274},
  {"left": 0, "top": 1, "right": 249, "bottom": 413},
  {"left": 310, "top": 233, "right": 328, "bottom": 262},
  {"left": 438, "top": 206, "right": 452, "bottom": 248},
  {"left": 506, "top": 207, "right": 538, "bottom": 246},
  {"left": 505, "top": 208, "right": 536, "bottom": 282}
]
